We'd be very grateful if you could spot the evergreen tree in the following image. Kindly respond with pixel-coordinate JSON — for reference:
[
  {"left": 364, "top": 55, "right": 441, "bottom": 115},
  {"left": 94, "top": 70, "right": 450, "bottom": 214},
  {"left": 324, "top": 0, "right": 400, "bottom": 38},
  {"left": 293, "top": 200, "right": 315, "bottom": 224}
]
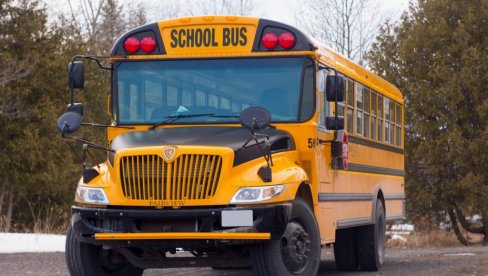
[
  {"left": 0, "top": 0, "right": 82, "bottom": 231},
  {"left": 367, "top": 0, "right": 488, "bottom": 244}
]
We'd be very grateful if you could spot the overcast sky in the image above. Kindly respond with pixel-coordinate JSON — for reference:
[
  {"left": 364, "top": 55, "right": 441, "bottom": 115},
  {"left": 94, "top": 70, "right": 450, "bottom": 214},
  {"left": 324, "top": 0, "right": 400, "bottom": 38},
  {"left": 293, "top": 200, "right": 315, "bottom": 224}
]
[
  {"left": 254, "top": 0, "right": 410, "bottom": 26},
  {"left": 46, "top": 0, "right": 411, "bottom": 52},
  {"left": 47, "top": 0, "right": 411, "bottom": 27}
]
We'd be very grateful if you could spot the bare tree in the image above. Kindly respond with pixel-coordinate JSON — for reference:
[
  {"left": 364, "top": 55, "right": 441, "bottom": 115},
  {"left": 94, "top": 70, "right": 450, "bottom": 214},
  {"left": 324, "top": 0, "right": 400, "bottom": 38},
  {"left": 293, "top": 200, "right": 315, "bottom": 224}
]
[
  {"left": 67, "top": 0, "right": 106, "bottom": 39},
  {"left": 149, "top": 0, "right": 256, "bottom": 20},
  {"left": 66, "top": 0, "right": 147, "bottom": 55},
  {"left": 295, "top": 0, "right": 383, "bottom": 65},
  {"left": 0, "top": 51, "right": 35, "bottom": 121},
  {"left": 193, "top": 0, "right": 255, "bottom": 16}
]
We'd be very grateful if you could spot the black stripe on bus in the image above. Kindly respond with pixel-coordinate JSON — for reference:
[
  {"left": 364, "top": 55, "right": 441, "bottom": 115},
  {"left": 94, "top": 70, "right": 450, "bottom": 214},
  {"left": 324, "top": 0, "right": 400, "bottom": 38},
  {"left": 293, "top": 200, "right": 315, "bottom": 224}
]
[
  {"left": 319, "top": 193, "right": 373, "bottom": 202},
  {"left": 336, "top": 214, "right": 405, "bottom": 228},
  {"left": 347, "top": 163, "right": 405, "bottom": 176},
  {"left": 318, "top": 193, "right": 406, "bottom": 202},
  {"left": 337, "top": 217, "right": 372, "bottom": 228},
  {"left": 348, "top": 136, "right": 405, "bottom": 154}
]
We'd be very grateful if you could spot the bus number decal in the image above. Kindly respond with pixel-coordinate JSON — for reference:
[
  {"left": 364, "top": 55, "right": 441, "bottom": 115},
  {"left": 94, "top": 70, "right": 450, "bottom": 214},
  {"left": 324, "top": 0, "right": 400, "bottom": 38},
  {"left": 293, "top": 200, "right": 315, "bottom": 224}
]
[{"left": 308, "top": 138, "right": 318, "bottom": 148}]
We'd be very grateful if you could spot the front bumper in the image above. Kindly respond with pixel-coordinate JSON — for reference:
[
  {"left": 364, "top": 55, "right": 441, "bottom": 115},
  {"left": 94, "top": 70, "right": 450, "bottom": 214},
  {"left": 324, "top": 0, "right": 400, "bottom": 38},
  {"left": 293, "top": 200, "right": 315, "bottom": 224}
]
[{"left": 71, "top": 203, "right": 291, "bottom": 247}]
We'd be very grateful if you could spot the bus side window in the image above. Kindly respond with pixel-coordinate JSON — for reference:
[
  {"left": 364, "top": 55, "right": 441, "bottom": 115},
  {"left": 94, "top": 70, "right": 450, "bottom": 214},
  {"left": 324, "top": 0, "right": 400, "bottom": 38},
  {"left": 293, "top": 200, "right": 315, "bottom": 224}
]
[
  {"left": 182, "top": 87, "right": 193, "bottom": 106},
  {"left": 396, "top": 103, "right": 402, "bottom": 146},
  {"left": 144, "top": 79, "right": 163, "bottom": 120},
  {"left": 378, "top": 95, "right": 383, "bottom": 142},
  {"left": 346, "top": 79, "right": 354, "bottom": 133},
  {"left": 337, "top": 78, "right": 345, "bottom": 117},
  {"left": 389, "top": 100, "right": 395, "bottom": 144},
  {"left": 130, "top": 83, "right": 141, "bottom": 121},
  {"left": 318, "top": 69, "right": 327, "bottom": 129},
  {"left": 363, "top": 87, "right": 370, "bottom": 138},
  {"left": 167, "top": 85, "right": 179, "bottom": 107},
  {"left": 195, "top": 90, "right": 206, "bottom": 106},
  {"left": 356, "top": 84, "right": 363, "bottom": 136},
  {"left": 371, "top": 91, "right": 377, "bottom": 140},
  {"left": 384, "top": 98, "right": 390, "bottom": 143}
]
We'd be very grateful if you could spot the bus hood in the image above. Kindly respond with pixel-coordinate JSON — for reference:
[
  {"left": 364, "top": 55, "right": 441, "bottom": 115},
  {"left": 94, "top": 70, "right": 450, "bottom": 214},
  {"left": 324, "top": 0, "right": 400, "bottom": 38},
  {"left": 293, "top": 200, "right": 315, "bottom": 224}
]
[{"left": 109, "top": 126, "right": 295, "bottom": 166}]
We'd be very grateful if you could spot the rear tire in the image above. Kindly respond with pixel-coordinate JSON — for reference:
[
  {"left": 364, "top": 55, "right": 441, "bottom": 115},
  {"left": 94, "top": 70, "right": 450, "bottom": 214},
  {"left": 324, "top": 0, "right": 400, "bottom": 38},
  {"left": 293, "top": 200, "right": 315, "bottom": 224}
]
[
  {"left": 250, "top": 198, "right": 321, "bottom": 276},
  {"left": 65, "top": 226, "right": 143, "bottom": 276},
  {"left": 333, "top": 228, "right": 359, "bottom": 271},
  {"left": 357, "top": 199, "right": 385, "bottom": 271}
]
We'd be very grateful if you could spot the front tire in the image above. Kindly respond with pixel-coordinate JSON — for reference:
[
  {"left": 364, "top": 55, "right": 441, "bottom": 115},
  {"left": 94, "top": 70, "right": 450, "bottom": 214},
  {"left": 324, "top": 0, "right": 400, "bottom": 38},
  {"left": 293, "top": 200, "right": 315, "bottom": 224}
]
[
  {"left": 357, "top": 199, "right": 386, "bottom": 271},
  {"left": 251, "top": 198, "right": 321, "bottom": 276},
  {"left": 65, "top": 226, "right": 143, "bottom": 276}
]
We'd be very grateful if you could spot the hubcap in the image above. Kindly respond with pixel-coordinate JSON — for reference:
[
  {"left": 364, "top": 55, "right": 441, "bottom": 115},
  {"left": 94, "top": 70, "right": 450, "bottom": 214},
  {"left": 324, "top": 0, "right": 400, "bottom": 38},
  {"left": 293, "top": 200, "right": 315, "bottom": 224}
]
[{"left": 280, "top": 222, "right": 311, "bottom": 273}]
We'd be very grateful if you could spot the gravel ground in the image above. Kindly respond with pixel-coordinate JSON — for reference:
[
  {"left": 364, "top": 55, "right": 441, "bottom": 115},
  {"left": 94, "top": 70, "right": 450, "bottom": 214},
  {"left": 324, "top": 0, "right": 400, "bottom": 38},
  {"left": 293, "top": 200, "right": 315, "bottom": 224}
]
[{"left": 0, "top": 247, "right": 487, "bottom": 275}]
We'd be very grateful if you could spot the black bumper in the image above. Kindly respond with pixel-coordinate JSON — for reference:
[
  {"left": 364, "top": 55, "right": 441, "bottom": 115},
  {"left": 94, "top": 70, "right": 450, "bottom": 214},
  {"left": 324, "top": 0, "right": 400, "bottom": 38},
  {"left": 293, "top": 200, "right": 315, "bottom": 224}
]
[{"left": 71, "top": 203, "right": 291, "bottom": 247}]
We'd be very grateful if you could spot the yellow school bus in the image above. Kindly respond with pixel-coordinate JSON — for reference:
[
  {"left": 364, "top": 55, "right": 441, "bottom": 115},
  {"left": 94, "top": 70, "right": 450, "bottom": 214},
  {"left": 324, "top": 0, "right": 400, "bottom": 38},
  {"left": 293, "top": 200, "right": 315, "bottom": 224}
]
[{"left": 59, "top": 16, "right": 404, "bottom": 276}]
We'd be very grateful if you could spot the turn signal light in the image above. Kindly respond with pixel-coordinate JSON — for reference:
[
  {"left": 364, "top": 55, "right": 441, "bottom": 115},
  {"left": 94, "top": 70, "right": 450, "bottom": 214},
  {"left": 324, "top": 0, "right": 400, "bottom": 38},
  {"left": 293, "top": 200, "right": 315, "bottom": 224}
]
[{"left": 124, "top": 37, "right": 140, "bottom": 54}]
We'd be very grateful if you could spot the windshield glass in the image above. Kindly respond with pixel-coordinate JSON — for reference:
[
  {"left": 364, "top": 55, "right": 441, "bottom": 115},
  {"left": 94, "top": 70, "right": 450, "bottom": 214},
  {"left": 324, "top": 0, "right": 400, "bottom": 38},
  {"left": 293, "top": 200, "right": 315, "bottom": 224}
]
[{"left": 115, "top": 57, "right": 314, "bottom": 124}]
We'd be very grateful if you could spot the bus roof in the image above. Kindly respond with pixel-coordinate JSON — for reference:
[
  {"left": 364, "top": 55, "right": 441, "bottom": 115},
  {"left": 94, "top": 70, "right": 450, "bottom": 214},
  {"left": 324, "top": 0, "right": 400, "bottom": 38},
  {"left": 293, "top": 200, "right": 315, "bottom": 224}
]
[{"left": 315, "top": 40, "right": 403, "bottom": 103}]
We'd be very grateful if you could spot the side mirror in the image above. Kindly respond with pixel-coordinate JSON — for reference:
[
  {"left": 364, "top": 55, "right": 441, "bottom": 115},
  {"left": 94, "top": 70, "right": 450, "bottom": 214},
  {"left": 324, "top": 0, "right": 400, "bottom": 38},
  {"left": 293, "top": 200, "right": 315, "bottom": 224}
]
[
  {"left": 56, "top": 112, "right": 82, "bottom": 135},
  {"left": 240, "top": 107, "right": 271, "bottom": 131},
  {"left": 67, "top": 103, "right": 84, "bottom": 117},
  {"left": 326, "top": 75, "right": 345, "bottom": 102},
  {"left": 68, "top": 61, "right": 85, "bottom": 89},
  {"left": 326, "top": 116, "right": 344, "bottom": 130}
]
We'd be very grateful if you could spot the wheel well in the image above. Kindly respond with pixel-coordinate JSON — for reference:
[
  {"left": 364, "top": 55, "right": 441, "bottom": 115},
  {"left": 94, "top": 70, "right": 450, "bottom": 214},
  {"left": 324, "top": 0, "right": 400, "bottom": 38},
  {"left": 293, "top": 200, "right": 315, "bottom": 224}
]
[{"left": 296, "top": 183, "right": 313, "bottom": 209}]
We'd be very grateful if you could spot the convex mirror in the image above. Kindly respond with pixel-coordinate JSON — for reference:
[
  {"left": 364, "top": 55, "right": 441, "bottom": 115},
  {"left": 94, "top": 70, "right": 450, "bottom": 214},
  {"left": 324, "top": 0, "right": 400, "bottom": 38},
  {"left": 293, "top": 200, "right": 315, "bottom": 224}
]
[
  {"left": 57, "top": 111, "right": 82, "bottom": 135},
  {"left": 240, "top": 107, "right": 271, "bottom": 131}
]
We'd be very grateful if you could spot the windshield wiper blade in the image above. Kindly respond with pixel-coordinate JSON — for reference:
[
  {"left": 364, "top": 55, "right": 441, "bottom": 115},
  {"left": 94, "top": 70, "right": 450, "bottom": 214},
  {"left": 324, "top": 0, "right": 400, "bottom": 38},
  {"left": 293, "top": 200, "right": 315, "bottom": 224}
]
[
  {"left": 208, "top": 115, "right": 240, "bottom": 118},
  {"left": 148, "top": 113, "right": 215, "bottom": 130}
]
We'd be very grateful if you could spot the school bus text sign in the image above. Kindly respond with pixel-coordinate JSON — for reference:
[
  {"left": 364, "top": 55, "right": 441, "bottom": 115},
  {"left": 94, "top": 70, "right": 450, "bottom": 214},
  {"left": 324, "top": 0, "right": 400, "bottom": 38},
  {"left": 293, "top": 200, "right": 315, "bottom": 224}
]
[{"left": 160, "top": 24, "right": 257, "bottom": 54}]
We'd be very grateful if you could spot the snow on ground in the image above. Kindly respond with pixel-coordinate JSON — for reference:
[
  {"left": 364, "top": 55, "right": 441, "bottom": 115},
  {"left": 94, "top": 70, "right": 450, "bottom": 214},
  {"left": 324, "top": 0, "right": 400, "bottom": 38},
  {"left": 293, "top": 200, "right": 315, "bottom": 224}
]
[
  {"left": 0, "top": 233, "right": 66, "bottom": 254},
  {"left": 391, "top": 223, "right": 415, "bottom": 232}
]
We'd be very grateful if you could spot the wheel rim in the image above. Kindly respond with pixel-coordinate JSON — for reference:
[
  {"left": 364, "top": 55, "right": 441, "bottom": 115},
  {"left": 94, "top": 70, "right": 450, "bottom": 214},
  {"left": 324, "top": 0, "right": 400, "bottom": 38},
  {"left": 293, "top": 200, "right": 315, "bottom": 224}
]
[
  {"left": 377, "top": 213, "right": 385, "bottom": 265},
  {"left": 280, "top": 222, "right": 312, "bottom": 274}
]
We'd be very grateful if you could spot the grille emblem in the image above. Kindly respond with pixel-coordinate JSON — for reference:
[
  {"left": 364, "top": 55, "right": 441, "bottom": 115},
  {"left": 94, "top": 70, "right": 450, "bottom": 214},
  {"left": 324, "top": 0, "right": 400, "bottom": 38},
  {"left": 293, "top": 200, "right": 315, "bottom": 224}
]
[{"left": 163, "top": 146, "right": 177, "bottom": 161}]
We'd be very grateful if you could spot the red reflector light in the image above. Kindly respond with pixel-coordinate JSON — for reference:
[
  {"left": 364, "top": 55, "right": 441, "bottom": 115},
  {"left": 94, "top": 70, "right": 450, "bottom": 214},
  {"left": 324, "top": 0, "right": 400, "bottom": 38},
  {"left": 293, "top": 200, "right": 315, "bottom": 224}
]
[
  {"left": 262, "top": 33, "right": 278, "bottom": 49},
  {"left": 141, "top": 36, "right": 157, "bottom": 53},
  {"left": 124, "top": 37, "right": 140, "bottom": 54},
  {"left": 279, "top": 32, "right": 295, "bottom": 50}
]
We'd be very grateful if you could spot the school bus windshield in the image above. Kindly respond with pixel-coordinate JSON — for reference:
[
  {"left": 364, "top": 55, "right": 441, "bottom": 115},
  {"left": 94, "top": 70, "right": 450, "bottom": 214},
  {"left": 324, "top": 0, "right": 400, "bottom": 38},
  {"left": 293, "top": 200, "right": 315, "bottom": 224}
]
[{"left": 115, "top": 57, "right": 315, "bottom": 125}]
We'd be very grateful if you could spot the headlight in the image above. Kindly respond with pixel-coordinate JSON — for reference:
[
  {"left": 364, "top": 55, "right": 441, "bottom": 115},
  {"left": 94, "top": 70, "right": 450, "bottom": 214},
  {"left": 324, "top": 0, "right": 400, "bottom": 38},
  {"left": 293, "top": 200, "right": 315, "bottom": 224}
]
[
  {"left": 76, "top": 186, "right": 109, "bottom": 205},
  {"left": 230, "top": 185, "right": 284, "bottom": 204}
]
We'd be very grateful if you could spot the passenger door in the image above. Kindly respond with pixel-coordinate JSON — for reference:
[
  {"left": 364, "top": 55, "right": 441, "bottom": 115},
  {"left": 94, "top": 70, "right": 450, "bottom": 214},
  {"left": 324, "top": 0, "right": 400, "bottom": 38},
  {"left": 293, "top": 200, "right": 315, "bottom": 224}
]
[{"left": 316, "top": 68, "right": 337, "bottom": 243}]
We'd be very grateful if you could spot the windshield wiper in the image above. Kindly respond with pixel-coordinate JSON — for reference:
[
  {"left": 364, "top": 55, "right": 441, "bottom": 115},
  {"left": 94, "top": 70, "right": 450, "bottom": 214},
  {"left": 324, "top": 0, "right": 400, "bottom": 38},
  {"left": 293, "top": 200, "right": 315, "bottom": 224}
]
[
  {"left": 208, "top": 115, "right": 240, "bottom": 118},
  {"left": 148, "top": 113, "right": 215, "bottom": 130}
]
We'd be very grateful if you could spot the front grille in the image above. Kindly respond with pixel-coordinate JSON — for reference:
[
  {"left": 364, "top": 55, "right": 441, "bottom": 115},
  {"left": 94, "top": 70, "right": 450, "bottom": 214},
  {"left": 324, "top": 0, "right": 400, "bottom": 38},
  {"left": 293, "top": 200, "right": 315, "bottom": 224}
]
[{"left": 119, "top": 154, "right": 222, "bottom": 200}]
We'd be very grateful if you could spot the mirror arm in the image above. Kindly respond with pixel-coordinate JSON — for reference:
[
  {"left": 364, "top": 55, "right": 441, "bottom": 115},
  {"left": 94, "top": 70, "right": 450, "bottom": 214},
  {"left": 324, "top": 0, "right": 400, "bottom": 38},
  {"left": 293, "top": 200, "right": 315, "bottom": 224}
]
[
  {"left": 71, "top": 55, "right": 112, "bottom": 71},
  {"left": 81, "top": 122, "right": 135, "bottom": 129},
  {"left": 319, "top": 131, "right": 338, "bottom": 144},
  {"left": 63, "top": 135, "right": 115, "bottom": 153}
]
